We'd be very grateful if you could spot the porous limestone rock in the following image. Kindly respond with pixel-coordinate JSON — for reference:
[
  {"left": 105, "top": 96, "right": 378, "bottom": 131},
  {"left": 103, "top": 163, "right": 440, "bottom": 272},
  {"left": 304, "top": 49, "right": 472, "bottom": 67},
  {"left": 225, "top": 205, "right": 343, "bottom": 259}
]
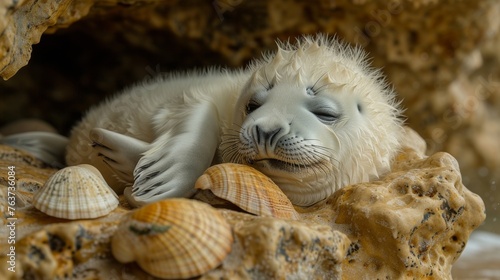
[
  {"left": 202, "top": 215, "right": 350, "bottom": 279},
  {"left": 0, "top": 0, "right": 148, "bottom": 80},
  {"left": 0, "top": 127, "right": 486, "bottom": 279},
  {"left": 0, "top": 145, "right": 57, "bottom": 212},
  {"left": 333, "top": 150, "right": 486, "bottom": 278}
]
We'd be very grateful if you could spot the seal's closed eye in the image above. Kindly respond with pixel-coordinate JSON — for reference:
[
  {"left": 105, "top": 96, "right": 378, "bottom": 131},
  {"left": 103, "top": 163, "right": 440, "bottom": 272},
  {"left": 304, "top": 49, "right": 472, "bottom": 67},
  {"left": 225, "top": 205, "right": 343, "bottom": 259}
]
[{"left": 312, "top": 109, "right": 340, "bottom": 123}]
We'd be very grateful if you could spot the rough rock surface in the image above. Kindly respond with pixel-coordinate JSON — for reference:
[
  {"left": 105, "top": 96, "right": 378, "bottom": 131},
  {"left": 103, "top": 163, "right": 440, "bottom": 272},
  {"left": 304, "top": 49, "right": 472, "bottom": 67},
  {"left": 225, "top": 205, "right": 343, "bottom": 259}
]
[
  {"left": 334, "top": 150, "right": 485, "bottom": 279},
  {"left": 0, "top": 0, "right": 134, "bottom": 80},
  {"left": 0, "top": 127, "right": 486, "bottom": 279}
]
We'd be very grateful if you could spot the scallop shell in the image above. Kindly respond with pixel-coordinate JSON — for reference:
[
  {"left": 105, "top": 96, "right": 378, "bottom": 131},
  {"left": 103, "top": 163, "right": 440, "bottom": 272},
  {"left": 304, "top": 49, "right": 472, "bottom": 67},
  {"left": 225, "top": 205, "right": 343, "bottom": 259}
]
[
  {"left": 195, "top": 163, "right": 300, "bottom": 220},
  {"left": 111, "top": 198, "right": 233, "bottom": 279},
  {"left": 33, "top": 164, "right": 119, "bottom": 219}
]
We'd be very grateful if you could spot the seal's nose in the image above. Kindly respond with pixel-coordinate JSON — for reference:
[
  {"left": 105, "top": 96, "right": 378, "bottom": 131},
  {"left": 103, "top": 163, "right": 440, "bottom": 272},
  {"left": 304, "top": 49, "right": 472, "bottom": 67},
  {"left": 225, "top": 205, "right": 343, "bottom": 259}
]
[
  {"left": 243, "top": 104, "right": 291, "bottom": 155},
  {"left": 254, "top": 125, "right": 282, "bottom": 148}
]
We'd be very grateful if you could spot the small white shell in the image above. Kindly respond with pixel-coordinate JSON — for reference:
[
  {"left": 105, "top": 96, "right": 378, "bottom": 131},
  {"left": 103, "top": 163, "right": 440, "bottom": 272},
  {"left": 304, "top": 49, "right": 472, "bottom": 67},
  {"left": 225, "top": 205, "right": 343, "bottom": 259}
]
[
  {"left": 33, "top": 164, "right": 118, "bottom": 219},
  {"left": 111, "top": 198, "right": 233, "bottom": 279}
]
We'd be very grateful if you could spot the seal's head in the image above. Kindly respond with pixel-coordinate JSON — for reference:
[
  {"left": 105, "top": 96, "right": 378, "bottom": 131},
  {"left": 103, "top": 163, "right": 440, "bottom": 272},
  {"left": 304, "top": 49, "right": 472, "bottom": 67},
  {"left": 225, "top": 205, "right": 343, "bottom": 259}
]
[{"left": 221, "top": 34, "right": 404, "bottom": 206}]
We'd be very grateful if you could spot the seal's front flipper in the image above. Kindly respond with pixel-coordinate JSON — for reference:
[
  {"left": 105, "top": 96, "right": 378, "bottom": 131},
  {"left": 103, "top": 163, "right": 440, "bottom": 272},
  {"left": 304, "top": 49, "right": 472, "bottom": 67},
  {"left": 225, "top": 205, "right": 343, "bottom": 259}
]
[
  {"left": 127, "top": 101, "right": 220, "bottom": 207},
  {"left": 0, "top": 131, "right": 68, "bottom": 168},
  {"left": 90, "top": 128, "right": 149, "bottom": 183}
]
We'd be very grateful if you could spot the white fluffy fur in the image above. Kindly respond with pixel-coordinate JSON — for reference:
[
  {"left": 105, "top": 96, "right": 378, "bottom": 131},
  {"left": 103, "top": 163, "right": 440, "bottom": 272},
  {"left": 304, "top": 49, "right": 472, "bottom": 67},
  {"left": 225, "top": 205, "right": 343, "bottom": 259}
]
[{"left": 66, "top": 34, "right": 404, "bottom": 207}]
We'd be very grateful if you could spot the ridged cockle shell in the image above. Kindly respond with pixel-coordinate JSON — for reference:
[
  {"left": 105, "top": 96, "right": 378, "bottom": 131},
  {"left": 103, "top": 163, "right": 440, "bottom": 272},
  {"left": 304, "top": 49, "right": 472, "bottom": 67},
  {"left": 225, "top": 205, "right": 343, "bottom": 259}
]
[
  {"left": 111, "top": 198, "right": 233, "bottom": 279},
  {"left": 195, "top": 163, "right": 300, "bottom": 220},
  {"left": 32, "top": 164, "right": 118, "bottom": 219}
]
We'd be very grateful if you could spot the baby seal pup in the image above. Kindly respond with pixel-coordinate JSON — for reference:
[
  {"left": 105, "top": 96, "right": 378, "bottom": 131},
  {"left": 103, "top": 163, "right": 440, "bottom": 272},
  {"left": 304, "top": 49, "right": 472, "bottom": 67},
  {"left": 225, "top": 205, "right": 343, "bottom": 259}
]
[{"left": 66, "top": 34, "right": 404, "bottom": 207}]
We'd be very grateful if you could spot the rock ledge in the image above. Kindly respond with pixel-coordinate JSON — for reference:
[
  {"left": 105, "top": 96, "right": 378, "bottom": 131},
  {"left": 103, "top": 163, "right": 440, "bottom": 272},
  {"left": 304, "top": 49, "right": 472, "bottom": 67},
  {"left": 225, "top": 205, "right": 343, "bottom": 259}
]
[{"left": 0, "top": 128, "right": 486, "bottom": 279}]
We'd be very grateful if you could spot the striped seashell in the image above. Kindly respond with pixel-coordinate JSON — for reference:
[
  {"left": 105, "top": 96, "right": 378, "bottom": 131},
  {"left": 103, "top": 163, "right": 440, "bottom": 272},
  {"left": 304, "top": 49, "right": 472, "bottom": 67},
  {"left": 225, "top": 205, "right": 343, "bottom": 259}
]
[
  {"left": 195, "top": 163, "right": 300, "bottom": 220},
  {"left": 33, "top": 164, "right": 118, "bottom": 219},
  {"left": 111, "top": 198, "right": 233, "bottom": 279}
]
